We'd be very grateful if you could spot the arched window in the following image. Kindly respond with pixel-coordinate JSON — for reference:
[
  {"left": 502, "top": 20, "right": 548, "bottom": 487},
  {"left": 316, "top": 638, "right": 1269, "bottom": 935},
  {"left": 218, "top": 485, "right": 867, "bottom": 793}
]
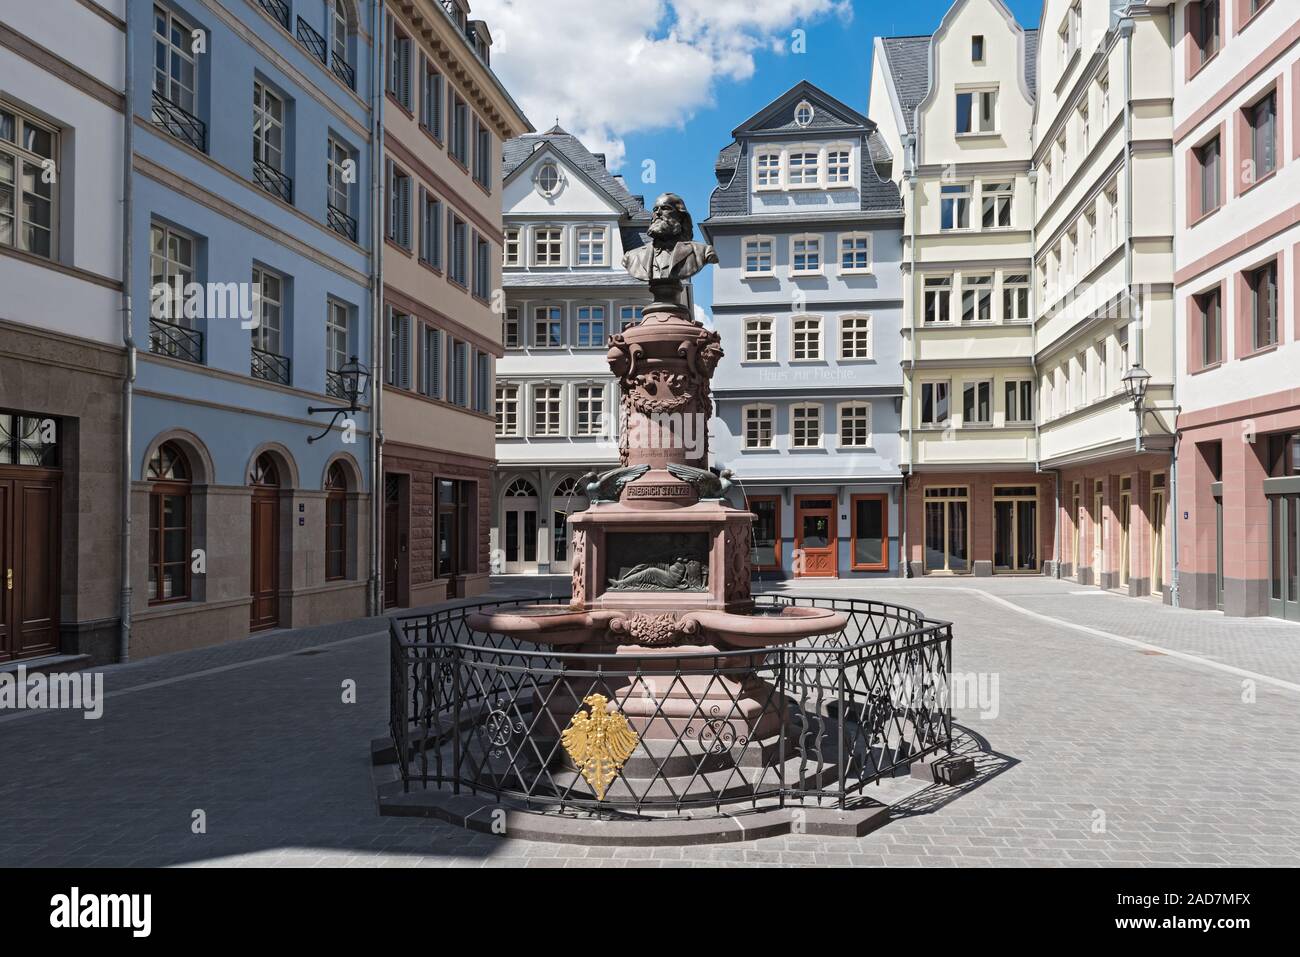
[
  {"left": 554, "top": 476, "right": 582, "bottom": 499},
  {"left": 250, "top": 453, "right": 280, "bottom": 487},
  {"left": 536, "top": 163, "right": 560, "bottom": 196},
  {"left": 325, "top": 462, "right": 348, "bottom": 581},
  {"left": 330, "top": 0, "right": 354, "bottom": 80},
  {"left": 146, "top": 442, "right": 191, "bottom": 604},
  {"left": 506, "top": 478, "right": 538, "bottom": 498}
]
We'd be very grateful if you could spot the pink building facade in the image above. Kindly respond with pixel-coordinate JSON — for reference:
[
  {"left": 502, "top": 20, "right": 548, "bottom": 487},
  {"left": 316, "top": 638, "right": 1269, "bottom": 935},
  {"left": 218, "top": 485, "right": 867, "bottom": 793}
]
[{"left": 1172, "top": 0, "right": 1300, "bottom": 619}]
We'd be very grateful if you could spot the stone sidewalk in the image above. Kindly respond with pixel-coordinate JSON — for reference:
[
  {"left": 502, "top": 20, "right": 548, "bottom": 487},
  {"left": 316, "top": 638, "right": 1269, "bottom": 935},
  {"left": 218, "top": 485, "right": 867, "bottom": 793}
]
[{"left": 1, "top": 578, "right": 1297, "bottom": 867}]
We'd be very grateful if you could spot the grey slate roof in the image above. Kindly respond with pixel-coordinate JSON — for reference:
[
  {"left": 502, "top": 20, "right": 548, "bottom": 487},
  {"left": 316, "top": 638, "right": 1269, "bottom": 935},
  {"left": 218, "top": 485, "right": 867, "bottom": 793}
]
[
  {"left": 880, "top": 27, "right": 1040, "bottom": 136},
  {"left": 501, "top": 127, "right": 650, "bottom": 227},
  {"left": 705, "top": 82, "right": 902, "bottom": 223}
]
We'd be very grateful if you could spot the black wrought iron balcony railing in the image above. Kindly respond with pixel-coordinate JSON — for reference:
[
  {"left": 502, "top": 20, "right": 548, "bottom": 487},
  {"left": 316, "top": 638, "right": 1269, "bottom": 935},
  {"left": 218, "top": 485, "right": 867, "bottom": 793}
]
[
  {"left": 253, "top": 158, "right": 293, "bottom": 204},
  {"left": 331, "top": 53, "right": 356, "bottom": 90},
  {"left": 326, "top": 369, "right": 346, "bottom": 400},
  {"left": 251, "top": 347, "right": 291, "bottom": 386},
  {"left": 255, "top": 0, "right": 290, "bottom": 30},
  {"left": 326, "top": 203, "right": 357, "bottom": 242},
  {"left": 151, "top": 90, "right": 207, "bottom": 153},
  {"left": 296, "top": 16, "right": 328, "bottom": 64},
  {"left": 149, "top": 317, "right": 204, "bottom": 364}
]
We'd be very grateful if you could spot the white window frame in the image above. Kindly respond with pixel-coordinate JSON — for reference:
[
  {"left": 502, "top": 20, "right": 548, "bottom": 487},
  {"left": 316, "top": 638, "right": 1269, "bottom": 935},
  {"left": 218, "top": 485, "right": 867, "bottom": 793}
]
[
  {"left": 618, "top": 305, "right": 642, "bottom": 331},
  {"left": 791, "top": 315, "right": 823, "bottom": 362},
  {"left": 743, "top": 317, "right": 775, "bottom": 363},
  {"left": 573, "top": 382, "right": 606, "bottom": 437},
  {"left": 532, "top": 305, "right": 563, "bottom": 349},
  {"left": 535, "top": 161, "right": 561, "bottom": 196},
  {"left": 327, "top": 136, "right": 352, "bottom": 218},
  {"left": 153, "top": 5, "right": 198, "bottom": 115},
  {"left": 496, "top": 383, "right": 520, "bottom": 436},
  {"left": 503, "top": 227, "right": 520, "bottom": 266},
  {"left": 786, "top": 148, "right": 820, "bottom": 189},
  {"left": 941, "top": 183, "right": 971, "bottom": 231},
  {"left": 839, "top": 315, "right": 872, "bottom": 360},
  {"left": 754, "top": 151, "right": 782, "bottom": 190},
  {"left": 574, "top": 225, "right": 608, "bottom": 267},
  {"left": 252, "top": 80, "right": 286, "bottom": 174},
  {"left": 956, "top": 87, "right": 999, "bottom": 135},
  {"left": 326, "top": 298, "right": 350, "bottom": 374},
  {"left": 1002, "top": 274, "right": 1029, "bottom": 322},
  {"left": 790, "top": 403, "right": 823, "bottom": 449},
  {"left": 839, "top": 232, "right": 872, "bottom": 273},
  {"left": 532, "top": 225, "right": 563, "bottom": 267},
  {"left": 742, "top": 404, "right": 776, "bottom": 450},
  {"left": 920, "top": 380, "right": 951, "bottom": 428},
  {"left": 924, "top": 275, "right": 954, "bottom": 324},
  {"left": 961, "top": 274, "right": 994, "bottom": 323},
  {"left": 149, "top": 222, "right": 196, "bottom": 327},
  {"left": 825, "top": 145, "right": 852, "bottom": 186},
  {"left": 981, "top": 181, "right": 1013, "bottom": 230},
  {"left": 743, "top": 235, "right": 775, "bottom": 277},
  {"left": 838, "top": 402, "right": 873, "bottom": 448},
  {"left": 790, "top": 234, "right": 823, "bottom": 276},
  {"left": 0, "top": 103, "right": 58, "bottom": 258},
  {"left": 531, "top": 383, "right": 563, "bottom": 437},
  {"left": 250, "top": 264, "right": 284, "bottom": 356},
  {"left": 794, "top": 100, "right": 815, "bottom": 128},
  {"left": 574, "top": 305, "right": 606, "bottom": 349},
  {"left": 962, "top": 379, "right": 994, "bottom": 426}
]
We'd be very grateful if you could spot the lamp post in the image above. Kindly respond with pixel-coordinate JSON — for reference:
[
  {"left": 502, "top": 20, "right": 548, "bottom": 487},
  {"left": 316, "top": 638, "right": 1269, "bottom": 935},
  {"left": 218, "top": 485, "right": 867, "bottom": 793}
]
[
  {"left": 308, "top": 355, "right": 371, "bottom": 443},
  {"left": 1121, "top": 363, "right": 1151, "bottom": 453}
]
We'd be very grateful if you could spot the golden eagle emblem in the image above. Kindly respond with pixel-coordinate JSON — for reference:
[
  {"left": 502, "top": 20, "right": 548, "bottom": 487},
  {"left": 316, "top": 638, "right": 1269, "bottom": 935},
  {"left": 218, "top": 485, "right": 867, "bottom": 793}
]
[{"left": 561, "top": 694, "right": 639, "bottom": 801}]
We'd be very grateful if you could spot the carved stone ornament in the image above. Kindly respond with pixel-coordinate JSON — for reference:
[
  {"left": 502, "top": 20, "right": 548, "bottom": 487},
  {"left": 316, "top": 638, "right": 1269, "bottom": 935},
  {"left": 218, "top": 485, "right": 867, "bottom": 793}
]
[{"left": 608, "top": 612, "right": 700, "bottom": 648}]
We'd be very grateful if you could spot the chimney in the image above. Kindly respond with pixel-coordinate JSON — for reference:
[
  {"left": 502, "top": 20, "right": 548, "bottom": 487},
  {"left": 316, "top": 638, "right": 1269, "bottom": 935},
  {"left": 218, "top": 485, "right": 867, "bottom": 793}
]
[{"left": 593, "top": 153, "right": 607, "bottom": 168}]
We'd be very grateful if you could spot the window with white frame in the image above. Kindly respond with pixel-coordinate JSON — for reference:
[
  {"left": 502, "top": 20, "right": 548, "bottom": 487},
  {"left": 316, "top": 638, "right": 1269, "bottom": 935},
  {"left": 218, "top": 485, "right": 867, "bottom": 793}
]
[
  {"left": 794, "top": 101, "right": 815, "bottom": 128},
  {"left": 791, "top": 234, "right": 822, "bottom": 274},
  {"left": 533, "top": 306, "right": 562, "bottom": 348},
  {"left": 153, "top": 5, "right": 198, "bottom": 117},
  {"left": 252, "top": 81, "right": 286, "bottom": 176},
  {"left": 503, "top": 307, "right": 519, "bottom": 348},
  {"left": 755, "top": 151, "right": 781, "bottom": 189},
  {"left": 791, "top": 404, "right": 822, "bottom": 448},
  {"left": 618, "top": 305, "right": 641, "bottom": 330},
  {"left": 839, "top": 233, "right": 871, "bottom": 272},
  {"left": 503, "top": 227, "right": 520, "bottom": 266},
  {"left": 792, "top": 316, "right": 823, "bottom": 361},
  {"left": 826, "top": 148, "right": 851, "bottom": 185},
  {"left": 575, "top": 225, "right": 607, "bottom": 266},
  {"left": 744, "top": 317, "right": 774, "bottom": 361},
  {"left": 536, "top": 162, "right": 560, "bottom": 195},
  {"left": 1055, "top": 132, "right": 1068, "bottom": 182},
  {"left": 250, "top": 265, "right": 284, "bottom": 359},
  {"left": 327, "top": 136, "right": 352, "bottom": 219},
  {"left": 326, "top": 299, "right": 350, "bottom": 379},
  {"left": 1002, "top": 274, "right": 1029, "bottom": 321},
  {"left": 149, "top": 222, "right": 195, "bottom": 327},
  {"left": 743, "top": 236, "right": 774, "bottom": 275},
  {"left": 532, "top": 384, "right": 562, "bottom": 435},
  {"left": 1, "top": 104, "right": 58, "bottom": 258},
  {"left": 574, "top": 384, "right": 605, "bottom": 436},
  {"left": 743, "top": 405, "right": 774, "bottom": 449},
  {"left": 981, "top": 182, "right": 1012, "bottom": 229},
  {"left": 839, "top": 315, "right": 872, "bottom": 360},
  {"left": 920, "top": 381, "right": 950, "bottom": 427},
  {"left": 1106, "top": 182, "right": 1120, "bottom": 249},
  {"left": 1072, "top": 351, "right": 1087, "bottom": 408},
  {"left": 839, "top": 403, "right": 872, "bottom": 447},
  {"left": 1077, "top": 101, "right": 1090, "bottom": 154},
  {"left": 924, "top": 275, "right": 953, "bottom": 324},
  {"left": 1097, "top": 72, "right": 1110, "bottom": 127},
  {"left": 962, "top": 275, "right": 993, "bottom": 322},
  {"left": 1082, "top": 205, "right": 1097, "bottom": 273},
  {"left": 1004, "top": 379, "right": 1034, "bottom": 424},
  {"left": 956, "top": 89, "right": 998, "bottom": 134},
  {"left": 496, "top": 383, "right": 519, "bottom": 436},
  {"left": 575, "top": 306, "right": 606, "bottom": 348},
  {"left": 941, "top": 184, "right": 971, "bottom": 230},
  {"left": 787, "top": 151, "right": 818, "bottom": 187},
  {"left": 963, "top": 380, "right": 993, "bottom": 425},
  {"left": 533, "top": 226, "right": 563, "bottom": 266}
]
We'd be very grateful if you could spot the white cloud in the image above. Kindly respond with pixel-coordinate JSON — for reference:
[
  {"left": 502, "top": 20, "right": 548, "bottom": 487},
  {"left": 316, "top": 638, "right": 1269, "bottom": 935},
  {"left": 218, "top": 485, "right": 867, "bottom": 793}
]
[{"left": 474, "top": 0, "right": 852, "bottom": 169}]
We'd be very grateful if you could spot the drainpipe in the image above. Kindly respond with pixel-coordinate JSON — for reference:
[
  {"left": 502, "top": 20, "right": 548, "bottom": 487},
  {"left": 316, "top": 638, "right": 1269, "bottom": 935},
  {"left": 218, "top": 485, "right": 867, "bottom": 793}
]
[
  {"left": 1119, "top": 16, "right": 1139, "bottom": 451},
  {"left": 369, "top": 0, "right": 385, "bottom": 617},
  {"left": 1027, "top": 163, "right": 1060, "bottom": 578},
  {"left": 118, "top": 2, "right": 136, "bottom": 661},
  {"left": 1162, "top": 4, "right": 1180, "bottom": 608},
  {"left": 901, "top": 133, "right": 918, "bottom": 579}
]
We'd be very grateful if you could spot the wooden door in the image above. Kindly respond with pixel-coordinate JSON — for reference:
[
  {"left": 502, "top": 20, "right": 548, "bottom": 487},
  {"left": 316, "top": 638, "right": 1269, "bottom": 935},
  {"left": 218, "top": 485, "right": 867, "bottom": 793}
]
[
  {"left": 384, "top": 495, "right": 400, "bottom": 608},
  {"left": 249, "top": 489, "right": 279, "bottom": 631},
  {"left": 794, "top": 496, "right": 837, "bottom": 577},
  {"left": 0, "top": 476, "right": 61, "bottom": 660}
]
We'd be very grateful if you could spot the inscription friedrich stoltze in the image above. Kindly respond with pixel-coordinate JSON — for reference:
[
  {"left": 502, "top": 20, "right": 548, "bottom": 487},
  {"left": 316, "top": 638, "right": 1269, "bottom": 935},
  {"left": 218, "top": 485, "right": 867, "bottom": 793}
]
[{"left": 605, "top": 533, "right": 710, "bottom": 592}]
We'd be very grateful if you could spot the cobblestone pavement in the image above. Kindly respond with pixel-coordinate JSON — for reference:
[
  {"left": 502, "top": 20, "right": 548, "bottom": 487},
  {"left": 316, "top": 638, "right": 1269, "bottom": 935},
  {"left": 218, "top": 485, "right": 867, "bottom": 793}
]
[{"left": 2, "top": 578, "right": 1297, "bottom": 867}]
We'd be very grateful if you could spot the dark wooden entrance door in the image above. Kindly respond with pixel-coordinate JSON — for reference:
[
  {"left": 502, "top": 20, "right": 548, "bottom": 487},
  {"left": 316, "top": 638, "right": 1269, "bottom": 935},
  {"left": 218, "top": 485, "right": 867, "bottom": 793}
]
[
  {"left": 794, "top": 496, "right": 837, "bottom": 578},
  {"left": 384, "top": 475, "right": 401, "bottom": 609},
  {"left": 249, "top": 454, "right": 280, "bottom": 632},
  {"left": 0, "top": 475, "right": 61, "bottom": 661}
]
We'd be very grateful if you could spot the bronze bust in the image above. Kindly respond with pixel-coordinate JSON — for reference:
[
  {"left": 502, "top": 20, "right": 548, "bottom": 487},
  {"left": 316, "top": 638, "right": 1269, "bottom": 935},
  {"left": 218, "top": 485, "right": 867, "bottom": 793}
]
[{"left": 622, "top": 192, "right": 718, "bottom": 311}]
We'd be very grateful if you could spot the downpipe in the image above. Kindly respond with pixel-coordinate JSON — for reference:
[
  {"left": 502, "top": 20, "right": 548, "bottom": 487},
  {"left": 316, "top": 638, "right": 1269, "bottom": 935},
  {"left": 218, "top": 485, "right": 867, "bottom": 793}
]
[
  {"left": 118, "top": 1, "right": 137, "bottom": 662},
  {"left": 368, "top": 0, "right": 385, "bottom": 617}
]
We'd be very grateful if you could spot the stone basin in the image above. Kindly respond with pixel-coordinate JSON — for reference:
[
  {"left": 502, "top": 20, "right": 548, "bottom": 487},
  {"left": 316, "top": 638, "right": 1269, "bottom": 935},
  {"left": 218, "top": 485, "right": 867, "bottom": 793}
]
[{"left": 684, "top": 605, "right": 848, "bottom": 648}]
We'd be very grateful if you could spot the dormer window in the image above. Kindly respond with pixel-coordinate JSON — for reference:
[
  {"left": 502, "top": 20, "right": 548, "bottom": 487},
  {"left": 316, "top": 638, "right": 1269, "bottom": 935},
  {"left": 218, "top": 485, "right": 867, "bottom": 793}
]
[
  {"left": 794, "top": 101, "right": 815, "bottom": 128},
  {"left": 536, "top": 162, "right": 560, "bottom": 196}
]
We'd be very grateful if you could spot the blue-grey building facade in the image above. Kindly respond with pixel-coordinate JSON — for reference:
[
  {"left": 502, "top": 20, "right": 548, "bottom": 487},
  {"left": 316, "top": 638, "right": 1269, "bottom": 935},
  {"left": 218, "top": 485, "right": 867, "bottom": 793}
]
[
  {"left": 703, "top": 82, "right": 905, "bottom": 580},
  {"left": 128, "top": 0, "right": 376, "bottom": 655}
]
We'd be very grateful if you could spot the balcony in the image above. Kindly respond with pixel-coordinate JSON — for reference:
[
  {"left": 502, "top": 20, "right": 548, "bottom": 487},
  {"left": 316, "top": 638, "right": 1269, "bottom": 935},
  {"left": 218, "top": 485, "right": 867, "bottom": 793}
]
[
  {"left": 296, "top": 16, "right": 328, "bottom": 64},
  {"left": 331, "top": 53, "right": 356, "bottom": 90},
  {"left": 149, "top": 318, "right": 204, "bottom": 364},
  {"left": 151, "top": 90, "right": 206, "bottom": 153},
  {"left": 255, "top": 0, "right": 290, "bottom": 30},
  {"left": 253, "top": 158, "right": 293, "bottom": 204},
  {"left": 251, "top": 347, "right": 291, "bottom": 386},
  {"left": 327, "top": 204, "right": 358, "bottom": 242}
]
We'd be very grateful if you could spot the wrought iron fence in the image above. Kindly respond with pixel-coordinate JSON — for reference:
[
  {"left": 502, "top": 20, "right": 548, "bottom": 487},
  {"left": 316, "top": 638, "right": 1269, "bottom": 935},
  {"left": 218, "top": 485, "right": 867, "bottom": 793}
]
[
  {"left": 251, "top": 347, "right": 291, "bottom": 385},
  {"left": 151, "top": 90, "right": 206, "bottom": 152},
  {"left": 253, "top": 159, "right": 293, "bottom": 204},
  {"left": 255, "top": 0, "right": 290, "bottom": 30},
  {"left": 149, "top": 317, "right": 204, "bottom": 364},
  {"left": 389, "top": 594, "right": 954, "bottom": 817},
  {"left": 296, "top": 16, "right": 328, "bottom": 64},
  {"left": 331, "top": 53, "right": 356, "bottom": 90},
  {"left": 327, "top": 203, "right": 358, "bottom": 242}
]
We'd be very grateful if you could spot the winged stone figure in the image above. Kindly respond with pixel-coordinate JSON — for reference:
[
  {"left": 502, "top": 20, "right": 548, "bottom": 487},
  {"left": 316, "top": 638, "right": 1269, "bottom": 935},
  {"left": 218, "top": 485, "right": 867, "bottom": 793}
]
[
  {"left": 665, "top": 462, "right": 733, "bottom": 500},
  {"left": 577, "top": 464, "right": 650, "bottom": 504},
  {"left": 560, "top": 694, "right": 640, "bottom": 801}
]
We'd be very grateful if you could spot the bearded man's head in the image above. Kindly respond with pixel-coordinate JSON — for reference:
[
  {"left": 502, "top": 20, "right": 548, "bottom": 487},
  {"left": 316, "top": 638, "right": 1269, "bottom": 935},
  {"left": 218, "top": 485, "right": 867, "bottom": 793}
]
[{"left": 647, "top": 193, "right": 692, "bottom": 246}]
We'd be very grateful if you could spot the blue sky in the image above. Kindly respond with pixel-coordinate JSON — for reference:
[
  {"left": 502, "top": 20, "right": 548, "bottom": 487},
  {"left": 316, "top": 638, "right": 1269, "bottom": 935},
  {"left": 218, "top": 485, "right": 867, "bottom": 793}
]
[{"left": 481, "top": 0, "right": 1044, "bottom": 314}]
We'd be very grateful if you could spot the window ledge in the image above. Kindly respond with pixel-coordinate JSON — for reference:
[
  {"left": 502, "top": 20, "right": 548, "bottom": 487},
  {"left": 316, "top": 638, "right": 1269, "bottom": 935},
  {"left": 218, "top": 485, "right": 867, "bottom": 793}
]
[
  {"left": 789, "top": 358, "right": 827, "bottom": 365},
  {"left": 789, "top": 271, "right": 824, "bottom": 279},
  {"left": 1188, "top": 50, "right": 1220, "bottom": 82},
  {"left": 1189, "top": 360, "right": 1224, "bottom": 377},
  {"left": 740, "top": 360, "right": 780, "bottom": 366},
  {"left": 742, "top": 272, "right": 776, "bottom": 281},
  {"left": 1189, "top": 204, "right": 1222, "bottom": 228},
  {"left": 1239, "top": 343, "right": 1279, "bottom": 361},
  {"left": 955, "top": 132, "right": 1001, "bottom": 141},
  {"left": 1239, "top": 169, "right": 1278, "bottom": 197},
  {"left": 840, "top": 268, "right": 874, "bottom": 276},
  {"left": 837, "top": 444, "right": 876, "bottom": 452},
  {"left": 789, "top": 446, "right": 828, "bottom": 453},
  {"left": 1237, "top": 0, "right": 1274, "bottom": 34}
]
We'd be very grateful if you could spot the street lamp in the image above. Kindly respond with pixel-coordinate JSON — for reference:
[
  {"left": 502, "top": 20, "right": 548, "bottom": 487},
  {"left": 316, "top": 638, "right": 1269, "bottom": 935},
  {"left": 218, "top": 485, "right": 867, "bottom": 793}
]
[
  {"left": 307, "top": 355, "right": 371, "bottom": 443},
  {"left": 1121, "top": 364, "right": 1152, "bottom": 453}
]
